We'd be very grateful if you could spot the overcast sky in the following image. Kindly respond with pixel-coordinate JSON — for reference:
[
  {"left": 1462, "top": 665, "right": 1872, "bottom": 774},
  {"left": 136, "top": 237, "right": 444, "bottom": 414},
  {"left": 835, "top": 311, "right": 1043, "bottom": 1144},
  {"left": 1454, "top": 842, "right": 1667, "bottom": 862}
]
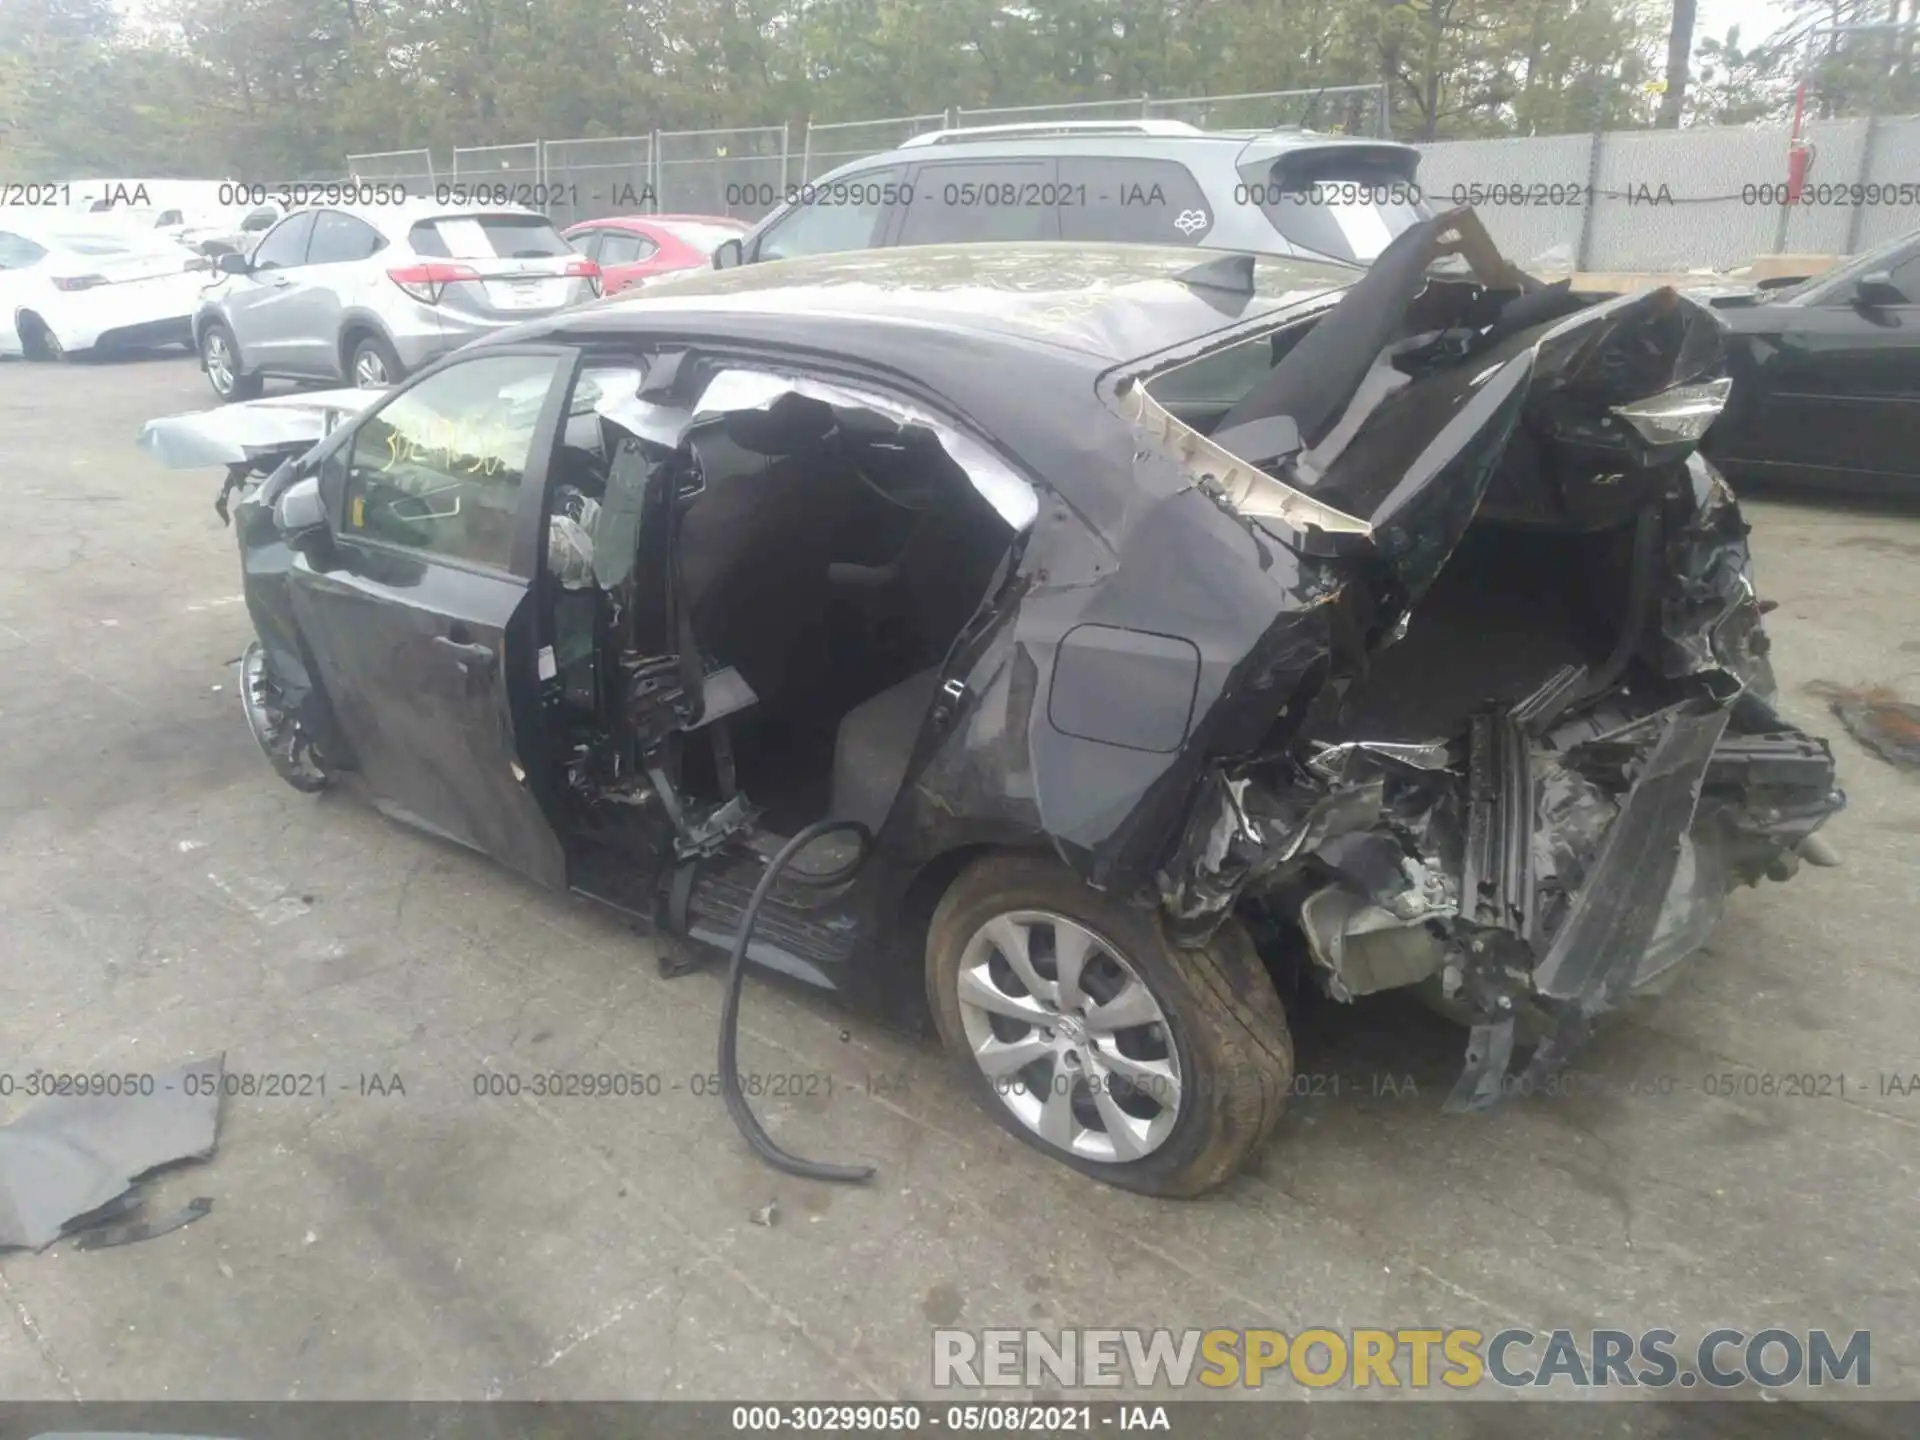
[{"left": 1695, "top": 0, "right": 1798, "bottom": 49}]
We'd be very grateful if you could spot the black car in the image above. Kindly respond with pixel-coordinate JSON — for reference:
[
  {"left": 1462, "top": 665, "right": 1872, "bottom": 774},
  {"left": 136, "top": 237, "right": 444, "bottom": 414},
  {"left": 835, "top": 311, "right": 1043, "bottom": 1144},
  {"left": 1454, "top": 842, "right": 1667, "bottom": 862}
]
[
  {"left": 1704, "top": 228, "right": 1920, "bottom": 495},
  {"left": 145, "top": 218, "right": 1843, "bottom": 1196}
]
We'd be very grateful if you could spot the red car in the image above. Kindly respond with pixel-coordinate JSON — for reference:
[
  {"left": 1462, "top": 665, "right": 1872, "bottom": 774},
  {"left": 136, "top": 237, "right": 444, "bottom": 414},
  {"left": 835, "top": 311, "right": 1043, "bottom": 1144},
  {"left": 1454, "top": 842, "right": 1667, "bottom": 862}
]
[{"left": 561, "top": 214, "right": 750, "bottom": 294}]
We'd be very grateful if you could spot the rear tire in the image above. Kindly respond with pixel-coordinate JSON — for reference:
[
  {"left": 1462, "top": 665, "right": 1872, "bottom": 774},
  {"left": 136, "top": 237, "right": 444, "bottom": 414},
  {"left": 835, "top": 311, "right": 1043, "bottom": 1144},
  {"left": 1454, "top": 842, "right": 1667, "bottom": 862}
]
[
  {"left": 19, "top": 313, "right": 68, "bottom": 362},
  {"left": 926, "top": 853, "right": 1293, "bottom": 1197},
  {"left": 201, "top": 322, "right": 261, "bottom": 401},
  {"left": 347, "top": 331, "right": 403, "bottom": 389}
]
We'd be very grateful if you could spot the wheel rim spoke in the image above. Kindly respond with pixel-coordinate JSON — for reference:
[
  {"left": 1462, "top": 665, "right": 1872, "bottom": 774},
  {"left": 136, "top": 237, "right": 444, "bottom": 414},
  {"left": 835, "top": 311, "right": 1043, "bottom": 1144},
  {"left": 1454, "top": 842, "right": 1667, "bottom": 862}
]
[
  {"left": 1090, "top": 1082, "right": 1153, "bottom": 1162},
  {"left": 1052, "top": 921, "right": 1097, "bottom": 1012},
  {"left": 973, "top": 1031, "right": 1051, "bottom": 1078},
  {"left": 1036, "top": 1075, "right": 1076, "bottom": 1149},
  {"left": 1091, "top": 1043, "right": 1180, "bottom": 1110},
  {"left": 956, "top": 963, "right": 1053, "bottom": 1025},
  {"left": 1084, "top": 979, "right": 1160, "bottom": 1035},
  {"left": 982, "top": 915, "right": 1053, "bottom": 1005}
]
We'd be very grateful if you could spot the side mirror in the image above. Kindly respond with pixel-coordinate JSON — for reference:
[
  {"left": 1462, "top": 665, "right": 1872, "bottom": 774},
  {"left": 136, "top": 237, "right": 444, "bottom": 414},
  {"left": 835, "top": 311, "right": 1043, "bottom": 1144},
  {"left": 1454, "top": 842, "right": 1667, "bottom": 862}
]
[
  {"left": 1856, "top": 271, "right": 1907, "bottom": 307},
  {"left": 216, "top": 251, "right": 251, "bottom": 276},
  {"left": 712, "top": 238, "right": 744, "bottom": 271},
  {"left": 273, "top": 474, "right": 327, "bottom": 541}
]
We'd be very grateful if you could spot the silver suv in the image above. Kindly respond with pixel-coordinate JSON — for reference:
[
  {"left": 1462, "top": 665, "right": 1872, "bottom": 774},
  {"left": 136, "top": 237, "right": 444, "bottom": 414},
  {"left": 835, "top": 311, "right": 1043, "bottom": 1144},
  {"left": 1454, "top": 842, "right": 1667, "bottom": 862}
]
[
  {"left": 194, "top": 200, "right": 601, "bottom": 401},
  {"left": 718, "top": 120, "right": 1431, "bottom": 271}
]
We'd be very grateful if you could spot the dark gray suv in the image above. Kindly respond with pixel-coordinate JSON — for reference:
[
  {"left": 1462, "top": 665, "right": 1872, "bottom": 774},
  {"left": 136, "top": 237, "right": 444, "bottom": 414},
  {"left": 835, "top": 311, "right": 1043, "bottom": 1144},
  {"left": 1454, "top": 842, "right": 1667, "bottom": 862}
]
[{"left": 716, "top": 120, "right": 1431, "bottom": 271}]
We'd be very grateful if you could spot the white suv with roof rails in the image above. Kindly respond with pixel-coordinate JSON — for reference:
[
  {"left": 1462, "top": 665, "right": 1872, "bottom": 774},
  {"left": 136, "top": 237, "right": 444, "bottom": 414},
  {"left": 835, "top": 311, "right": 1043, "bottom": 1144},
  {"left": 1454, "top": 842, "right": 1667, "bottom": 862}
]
[
  {"left": 714, "top": 120, "right": 1432, "bottom": 272},
  {"left": 193, "top": 199, "right": 603, "bottom": 401}
]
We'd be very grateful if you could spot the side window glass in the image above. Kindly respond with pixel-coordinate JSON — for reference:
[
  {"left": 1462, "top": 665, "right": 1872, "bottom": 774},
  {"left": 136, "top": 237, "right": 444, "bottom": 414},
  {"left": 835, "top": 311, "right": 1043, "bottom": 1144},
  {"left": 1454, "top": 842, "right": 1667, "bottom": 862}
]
[
  {"left": 896, "top": 161, "right": 1061, "bottom": 245},
  {"left": 568, "top": 229, "right": 604, "bottom": 261},
  {"left": 756, "top": 167, "right": 902, "bottom": 261},
  {"left": 251, "top": 211, "right": 316, "bottom": 270},
  {"left": 599, "top": 232, "right": 648, "bottom": 265},
  {"left": 1057, "top": 157, "right": 1213, "bottom": 246},
  {"left": 0, "top": 232, "right": 48, "bottom": 268},
  {"left": 306, "top": 210, "right": 386, "bottom": 264},
  {"left": 343, "top": 354, "right": 565, "bottom": 570}
]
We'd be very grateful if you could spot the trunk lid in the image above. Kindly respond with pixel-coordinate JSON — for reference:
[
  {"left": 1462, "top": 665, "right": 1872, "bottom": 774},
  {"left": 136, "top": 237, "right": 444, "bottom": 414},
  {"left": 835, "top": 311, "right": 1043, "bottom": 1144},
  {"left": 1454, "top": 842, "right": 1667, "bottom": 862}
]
[
  {"left": 402, "top": 213, "right": 595, "bottom": 318},
  {"left": 1137, "top": 209, "right": 1729, "bottom": 599}
]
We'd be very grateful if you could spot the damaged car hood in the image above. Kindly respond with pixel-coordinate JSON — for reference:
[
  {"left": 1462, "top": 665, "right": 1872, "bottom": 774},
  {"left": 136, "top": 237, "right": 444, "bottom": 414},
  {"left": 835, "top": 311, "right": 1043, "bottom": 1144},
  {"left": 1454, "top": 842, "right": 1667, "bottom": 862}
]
[{"left": 138, "top": 388, "right": 374, "bottom": 470}]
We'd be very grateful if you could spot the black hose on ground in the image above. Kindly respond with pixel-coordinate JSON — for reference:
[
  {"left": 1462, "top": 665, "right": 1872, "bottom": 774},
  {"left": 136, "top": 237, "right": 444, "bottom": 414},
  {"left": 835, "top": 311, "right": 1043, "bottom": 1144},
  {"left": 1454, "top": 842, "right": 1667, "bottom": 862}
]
[{"left": 718, "top": 817, "right": 877, "bottom": 1183}]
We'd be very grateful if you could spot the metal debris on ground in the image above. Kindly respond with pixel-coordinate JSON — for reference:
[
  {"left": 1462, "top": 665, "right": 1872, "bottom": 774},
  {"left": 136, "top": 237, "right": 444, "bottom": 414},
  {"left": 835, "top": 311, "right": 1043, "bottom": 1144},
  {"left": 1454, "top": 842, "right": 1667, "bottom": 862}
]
[
  {"left": 1808, "top": 682, "right": 1920, "bottom": 770},
  {"left": 0, "top": 1053, "right": 224, "bottom": 1251},
  {"left": 749, "top": 1200, "right": 779, "bottom": 1227}
]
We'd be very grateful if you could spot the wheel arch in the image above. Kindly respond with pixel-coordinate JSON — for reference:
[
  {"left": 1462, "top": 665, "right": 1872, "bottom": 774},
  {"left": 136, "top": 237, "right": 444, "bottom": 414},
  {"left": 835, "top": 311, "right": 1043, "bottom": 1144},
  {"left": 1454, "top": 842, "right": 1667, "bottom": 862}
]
[{"left": 337, "top": 312, "right": 401, "bottom": 379}]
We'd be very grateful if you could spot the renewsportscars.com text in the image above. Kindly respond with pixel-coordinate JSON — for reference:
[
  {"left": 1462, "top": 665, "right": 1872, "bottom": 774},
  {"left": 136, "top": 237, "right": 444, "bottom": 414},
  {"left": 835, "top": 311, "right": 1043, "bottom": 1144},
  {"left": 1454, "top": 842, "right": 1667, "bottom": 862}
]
[{"left": 932, "top": 1327, "right": 1871, "bottom": 1391}]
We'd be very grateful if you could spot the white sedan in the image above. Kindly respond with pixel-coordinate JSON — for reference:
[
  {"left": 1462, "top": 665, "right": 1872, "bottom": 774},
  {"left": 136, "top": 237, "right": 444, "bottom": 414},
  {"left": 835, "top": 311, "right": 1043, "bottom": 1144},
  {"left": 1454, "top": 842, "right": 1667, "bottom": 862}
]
[{"left": 0, "top": 216, "right": 213, "bottom": 360}]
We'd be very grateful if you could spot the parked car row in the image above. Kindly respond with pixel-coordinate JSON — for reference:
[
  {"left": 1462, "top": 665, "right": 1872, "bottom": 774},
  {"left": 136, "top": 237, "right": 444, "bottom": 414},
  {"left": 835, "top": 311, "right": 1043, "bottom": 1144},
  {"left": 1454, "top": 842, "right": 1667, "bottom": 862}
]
[
  {"left": 31, "top": 121, "right": 1920, "bottom": 497},
  {"left": 0, "top": 213, "right": 211, "bottom": 358}
]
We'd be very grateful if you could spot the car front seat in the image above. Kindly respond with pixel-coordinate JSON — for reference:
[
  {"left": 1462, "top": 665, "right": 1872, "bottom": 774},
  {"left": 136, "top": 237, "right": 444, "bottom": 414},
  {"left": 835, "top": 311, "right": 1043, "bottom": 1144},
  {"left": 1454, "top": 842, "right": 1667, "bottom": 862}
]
[
  {"left": 678, "top": 430, "right": 857, "bottom": 705},
  {"left": 830, "top": 666, "right": 944, "bottom": 832}
]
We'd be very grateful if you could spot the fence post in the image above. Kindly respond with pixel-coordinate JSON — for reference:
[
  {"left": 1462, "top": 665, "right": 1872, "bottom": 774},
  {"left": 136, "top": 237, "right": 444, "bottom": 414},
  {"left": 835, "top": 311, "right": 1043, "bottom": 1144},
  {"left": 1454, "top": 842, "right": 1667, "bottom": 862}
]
[
  {"left": 1845, "top": 115, "right": 1880, "bottom": 254},
  {"left": 1376, "top": 85, "right": 1391, "bottom": 139},
  {"left": 1574, "top": 117, "right": 1606, "bottom": 273},
  {"left": 779, "top": 120, "right": 791, "bottom": 189},
  {"left": 801, "top": 121, "right": 813, "bottom": 183},
  {"left": 1141, "top": 93, "right": 1152, "bottom": 117}
]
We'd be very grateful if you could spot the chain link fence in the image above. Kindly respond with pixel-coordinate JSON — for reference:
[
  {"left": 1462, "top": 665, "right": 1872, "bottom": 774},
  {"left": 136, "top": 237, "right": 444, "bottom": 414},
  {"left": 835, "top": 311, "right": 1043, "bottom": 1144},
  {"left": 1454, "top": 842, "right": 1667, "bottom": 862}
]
[
  {"left": 655, "top": 125, "right": 790, "bottom": 220},
  {"left": 1146, "top": 86, "right": 1390, "bottom": 137},
  {"left": 345, "top": 148, "right": 437, "bottom": 198},
  {"left": 1415, "top": 114, "right": 1920, "bottom": 273},
  {"left": 954, "top": 97, "right": 1151, "bottom": 128},
  {"left": 346, "top": 89, "right": 1920, "bottom": 271},
  {"left": 801, "top": 113, "right": 948, "bottom": 181},
  {"left": 541, "top": 135, "right": 658, "bottom": 228},
  {"left": 450, "top": 142, "right": 543, "bottom": 204}
]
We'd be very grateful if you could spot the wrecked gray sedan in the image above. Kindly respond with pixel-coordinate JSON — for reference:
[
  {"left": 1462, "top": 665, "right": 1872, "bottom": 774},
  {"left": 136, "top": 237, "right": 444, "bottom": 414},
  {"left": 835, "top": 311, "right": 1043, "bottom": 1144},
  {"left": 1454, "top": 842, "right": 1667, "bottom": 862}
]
[{"left": 143, "top": 211, "right": 1843, "bottom": 1196}]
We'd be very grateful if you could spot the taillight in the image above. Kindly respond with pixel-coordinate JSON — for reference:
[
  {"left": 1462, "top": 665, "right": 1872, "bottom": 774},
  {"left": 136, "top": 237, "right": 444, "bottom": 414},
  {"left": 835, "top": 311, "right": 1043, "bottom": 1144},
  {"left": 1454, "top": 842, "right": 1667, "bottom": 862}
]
[
  {"left": 387, "top": 261, "right": 481, "bottom": 304},
  {"left": 52, "top": 274, "right": 106, "bottom": 291},
  {"left": 564, "top": 256, "right": 603, "bottom": 297}
]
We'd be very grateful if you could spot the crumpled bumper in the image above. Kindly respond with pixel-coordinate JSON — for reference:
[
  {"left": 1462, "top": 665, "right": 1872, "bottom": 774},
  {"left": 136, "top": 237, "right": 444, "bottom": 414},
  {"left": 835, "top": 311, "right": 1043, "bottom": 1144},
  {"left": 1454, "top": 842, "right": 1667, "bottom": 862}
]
[
  {"left": 1163, "top": 679, "right": 1844, "bottom": 1112},
  {"left": 1438, "top": 691, "right": 1843, "bottom": 1109}
]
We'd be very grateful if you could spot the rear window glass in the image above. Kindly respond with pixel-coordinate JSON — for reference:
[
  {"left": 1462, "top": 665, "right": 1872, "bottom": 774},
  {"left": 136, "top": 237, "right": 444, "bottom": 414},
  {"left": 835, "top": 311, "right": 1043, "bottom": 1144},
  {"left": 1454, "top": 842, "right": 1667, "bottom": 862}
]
[
  {"left": 409, "top": 214, "right": 571, "bottom": 260},
  {"left": 1057, "top": 158, "right": 1214, "bottom": 246},
  {"left": 1249, "top": 153, "right": 1430, "bottom": 264}
]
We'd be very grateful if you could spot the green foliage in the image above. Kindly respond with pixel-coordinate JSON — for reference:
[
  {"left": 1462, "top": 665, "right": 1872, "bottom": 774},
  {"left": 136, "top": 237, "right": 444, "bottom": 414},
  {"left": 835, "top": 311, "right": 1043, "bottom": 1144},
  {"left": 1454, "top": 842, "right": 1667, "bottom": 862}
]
[{"left": 0, "top": 0, "right": 1900, "bottom": 179}]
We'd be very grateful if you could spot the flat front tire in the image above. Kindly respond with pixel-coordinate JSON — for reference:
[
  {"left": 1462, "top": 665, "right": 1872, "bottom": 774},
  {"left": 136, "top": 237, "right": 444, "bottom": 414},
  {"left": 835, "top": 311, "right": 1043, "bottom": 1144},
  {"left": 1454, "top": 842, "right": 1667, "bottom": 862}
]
[
  {"left": 240, "top": 642, "right": 332, "bottom": 793},
  {"left": 926, "top": 854, "right": 1293, "bottom": 1197}
]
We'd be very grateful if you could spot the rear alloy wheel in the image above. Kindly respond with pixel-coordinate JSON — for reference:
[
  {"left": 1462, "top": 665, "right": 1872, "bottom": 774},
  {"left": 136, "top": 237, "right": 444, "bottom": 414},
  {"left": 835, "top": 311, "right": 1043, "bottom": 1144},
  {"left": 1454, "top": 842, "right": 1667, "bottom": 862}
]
[
  {"left": 240, "top": 642, "right": 332, "bottom": 793},
  {"left": 348, "top": 333, "right": 403, "bottom": 389},
  {"left": 201, "top": 322, "right": 261, "bottom": 401},
  {"left": 927, "top": 854, "right": 1294, "bottom": 1197}
]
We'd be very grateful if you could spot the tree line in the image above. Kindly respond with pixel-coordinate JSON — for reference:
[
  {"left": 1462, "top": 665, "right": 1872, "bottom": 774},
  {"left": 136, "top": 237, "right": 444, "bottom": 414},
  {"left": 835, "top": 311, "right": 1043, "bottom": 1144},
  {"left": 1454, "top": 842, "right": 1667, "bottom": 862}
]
[{"left": 1, "top": 0, "right": 1915, "bottom": 181}]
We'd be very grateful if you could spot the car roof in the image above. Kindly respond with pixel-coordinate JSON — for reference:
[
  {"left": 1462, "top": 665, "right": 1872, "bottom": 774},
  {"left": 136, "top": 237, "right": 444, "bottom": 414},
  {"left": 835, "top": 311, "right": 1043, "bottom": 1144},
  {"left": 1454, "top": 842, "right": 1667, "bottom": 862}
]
[
  {"left": 569, "top": 213, "right": 748, "bottom": 229},
  {"left": 279, "top": 198, "right": 549, "bottom": 232},
  {"left": 537, "top": 241, "right": 1354, "bottom": 362},
  {"left": 828, "top": 126, "right": 1418, "bottom": 173},
  {"left": 0, "top": 212, "right": 173, "bottom": 245}
]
